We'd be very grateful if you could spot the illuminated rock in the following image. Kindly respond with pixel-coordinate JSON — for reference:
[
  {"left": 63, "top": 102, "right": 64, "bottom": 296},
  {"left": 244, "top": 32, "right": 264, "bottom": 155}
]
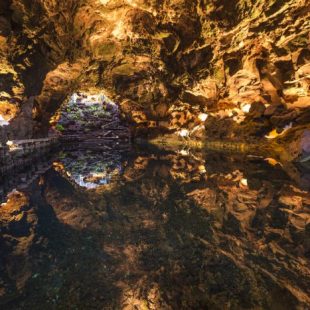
[{"left": 0, "top": 0, "right": 308, "bottom": 151}]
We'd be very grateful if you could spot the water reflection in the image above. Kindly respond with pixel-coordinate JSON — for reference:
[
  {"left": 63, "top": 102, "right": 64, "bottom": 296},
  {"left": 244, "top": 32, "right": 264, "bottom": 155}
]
[
  {"left": 0, "top": 149, "right": 310, "bottom": 309},
  {"left": 55, "top": 151, "right": 123, "bottom": 189}
]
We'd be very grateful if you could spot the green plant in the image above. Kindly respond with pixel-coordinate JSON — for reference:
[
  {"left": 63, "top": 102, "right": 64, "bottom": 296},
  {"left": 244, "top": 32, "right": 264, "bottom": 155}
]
[{"left": 55, "top": 124, "right": 65, "bottom": 132}]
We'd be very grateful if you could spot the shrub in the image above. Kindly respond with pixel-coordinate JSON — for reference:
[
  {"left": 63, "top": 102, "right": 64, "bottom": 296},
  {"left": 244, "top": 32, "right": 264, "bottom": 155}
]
[{"left": 55, "top": 124, "right": 65, "bottom": 132}]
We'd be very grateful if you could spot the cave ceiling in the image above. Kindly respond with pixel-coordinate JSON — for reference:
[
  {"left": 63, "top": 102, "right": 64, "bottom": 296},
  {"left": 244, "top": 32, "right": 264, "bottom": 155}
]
[{"left": 0, "top": 0, "right": 309, "bottom": 153}]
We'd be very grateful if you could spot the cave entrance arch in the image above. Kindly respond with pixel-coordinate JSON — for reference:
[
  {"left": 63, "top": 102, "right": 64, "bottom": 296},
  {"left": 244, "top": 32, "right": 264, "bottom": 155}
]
[{"left": 51, "top": 92, "right": 130, "bottom": 150}]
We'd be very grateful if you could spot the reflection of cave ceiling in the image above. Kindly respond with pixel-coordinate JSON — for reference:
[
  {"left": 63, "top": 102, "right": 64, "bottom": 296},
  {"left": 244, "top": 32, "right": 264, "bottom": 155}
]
[
  {"left": 0, "top": 0, "right": 309, "bottom": 148},
  {"left": 1, "top": 151, "right": 310, "bottom": 308}
]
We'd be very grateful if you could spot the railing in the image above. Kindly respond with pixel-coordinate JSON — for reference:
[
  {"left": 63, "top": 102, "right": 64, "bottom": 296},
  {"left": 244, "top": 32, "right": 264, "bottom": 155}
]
[
  {"left": 0, "top": 131, "right": 131, "bottom": 175},
  {"left": 0, "top": 137, "right": 59, "bottom": 174}
]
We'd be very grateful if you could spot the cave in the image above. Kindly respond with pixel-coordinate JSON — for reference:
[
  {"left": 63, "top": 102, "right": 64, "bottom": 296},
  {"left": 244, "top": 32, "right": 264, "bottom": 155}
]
[{"left": 0, "top": 0, "right": 310, "bottom": 309}]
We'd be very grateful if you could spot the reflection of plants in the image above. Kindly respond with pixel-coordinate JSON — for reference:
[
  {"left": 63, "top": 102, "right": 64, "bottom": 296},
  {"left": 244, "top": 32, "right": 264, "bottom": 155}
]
[
  {"left": 55, "top": 124, "right": 65, "bottom": 132},
  {"left": 58, "top": 151, "right": 67, "bottom": 159},
  {"left": 60, "top": 152, "right": 121, "bottom": 185},
  {"left": 94, "top": 111, "right": 111, "bottom": 118},
  {"left": 69, "top": 114, "right": 79, "bottom": 120}
]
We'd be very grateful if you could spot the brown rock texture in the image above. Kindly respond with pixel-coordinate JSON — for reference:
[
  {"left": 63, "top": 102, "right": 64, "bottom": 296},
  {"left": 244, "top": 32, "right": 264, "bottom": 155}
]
[{"left": 0, "top": 0, "right": 309, "bottom": 153}]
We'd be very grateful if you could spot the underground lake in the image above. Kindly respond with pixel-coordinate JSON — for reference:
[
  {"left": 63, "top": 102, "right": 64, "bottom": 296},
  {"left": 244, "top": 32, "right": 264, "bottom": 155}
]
[
  {"left": 1, "top": 145, "right": 310, "bottom": 309},
  {"left": 1, "top": 0, "right": 310, "bottom": 308}
]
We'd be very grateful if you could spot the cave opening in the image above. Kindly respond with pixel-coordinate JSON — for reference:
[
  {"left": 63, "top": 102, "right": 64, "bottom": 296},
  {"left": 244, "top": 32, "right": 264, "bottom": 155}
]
[
  {"left": 50, "top": 92, "right": 130, "bottom": 146},
  {"left": 49, "top": 92, "right": 130, "bottom": 189}
]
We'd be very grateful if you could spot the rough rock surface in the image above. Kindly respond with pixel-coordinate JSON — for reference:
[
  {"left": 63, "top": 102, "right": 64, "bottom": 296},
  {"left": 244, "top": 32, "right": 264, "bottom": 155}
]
[{"left": 0, "top": 0, "right": 309, "bottom": 155}]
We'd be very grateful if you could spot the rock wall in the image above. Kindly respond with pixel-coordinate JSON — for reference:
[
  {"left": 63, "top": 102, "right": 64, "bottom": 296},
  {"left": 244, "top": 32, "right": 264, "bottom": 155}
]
[{"left": 0, "top": 0, "right": 309, "bottom": 151}]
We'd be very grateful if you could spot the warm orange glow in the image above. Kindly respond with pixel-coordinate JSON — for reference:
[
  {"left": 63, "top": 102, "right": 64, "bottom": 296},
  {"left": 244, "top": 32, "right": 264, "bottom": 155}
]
[
  {"left": 265, "top": 123, "right": 292, "bottom": 139},
  {"left": 264, "top": 158, "right": 283, "bottom": 167}
]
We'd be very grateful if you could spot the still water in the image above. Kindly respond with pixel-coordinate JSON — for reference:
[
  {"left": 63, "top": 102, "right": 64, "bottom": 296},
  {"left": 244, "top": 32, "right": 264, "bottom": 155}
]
[{"left": 0, "top": 148, "right": 310, "bottom": 309}]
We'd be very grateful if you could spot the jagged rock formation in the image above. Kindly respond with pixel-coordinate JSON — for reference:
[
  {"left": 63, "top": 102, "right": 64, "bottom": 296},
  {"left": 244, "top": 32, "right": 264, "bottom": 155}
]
[{"left": 0, "top": 0, "right": 309, "bottom": 157}]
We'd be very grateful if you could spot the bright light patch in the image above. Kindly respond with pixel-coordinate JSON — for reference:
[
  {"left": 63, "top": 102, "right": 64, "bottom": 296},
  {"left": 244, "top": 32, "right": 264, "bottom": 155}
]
[
  {"left": 198, "top": 113, "right": 208, "bottom": 122},
  {"left": 178, "top": 149, "right": 189, "bottom": 156},
  {"left": 198, "top": 165, "right": 206, "bottom": 174},
  {"left": 240, "top": 178, "right": 248, "bottom": 187},
  {"left": 0, "top": 115, "right": 9, "bottom": 127},
  {"left": 241, "top": 104, "right": 251, "bottom": 113},
  {"left": 112, "top": 21, "right": 126, "bottom": 39},
  {"left": 178, "top": 129, "right": 189, "bottom": 138},
  {"left": 6, "top": 140, "right": 19, "bottom": 151}
]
